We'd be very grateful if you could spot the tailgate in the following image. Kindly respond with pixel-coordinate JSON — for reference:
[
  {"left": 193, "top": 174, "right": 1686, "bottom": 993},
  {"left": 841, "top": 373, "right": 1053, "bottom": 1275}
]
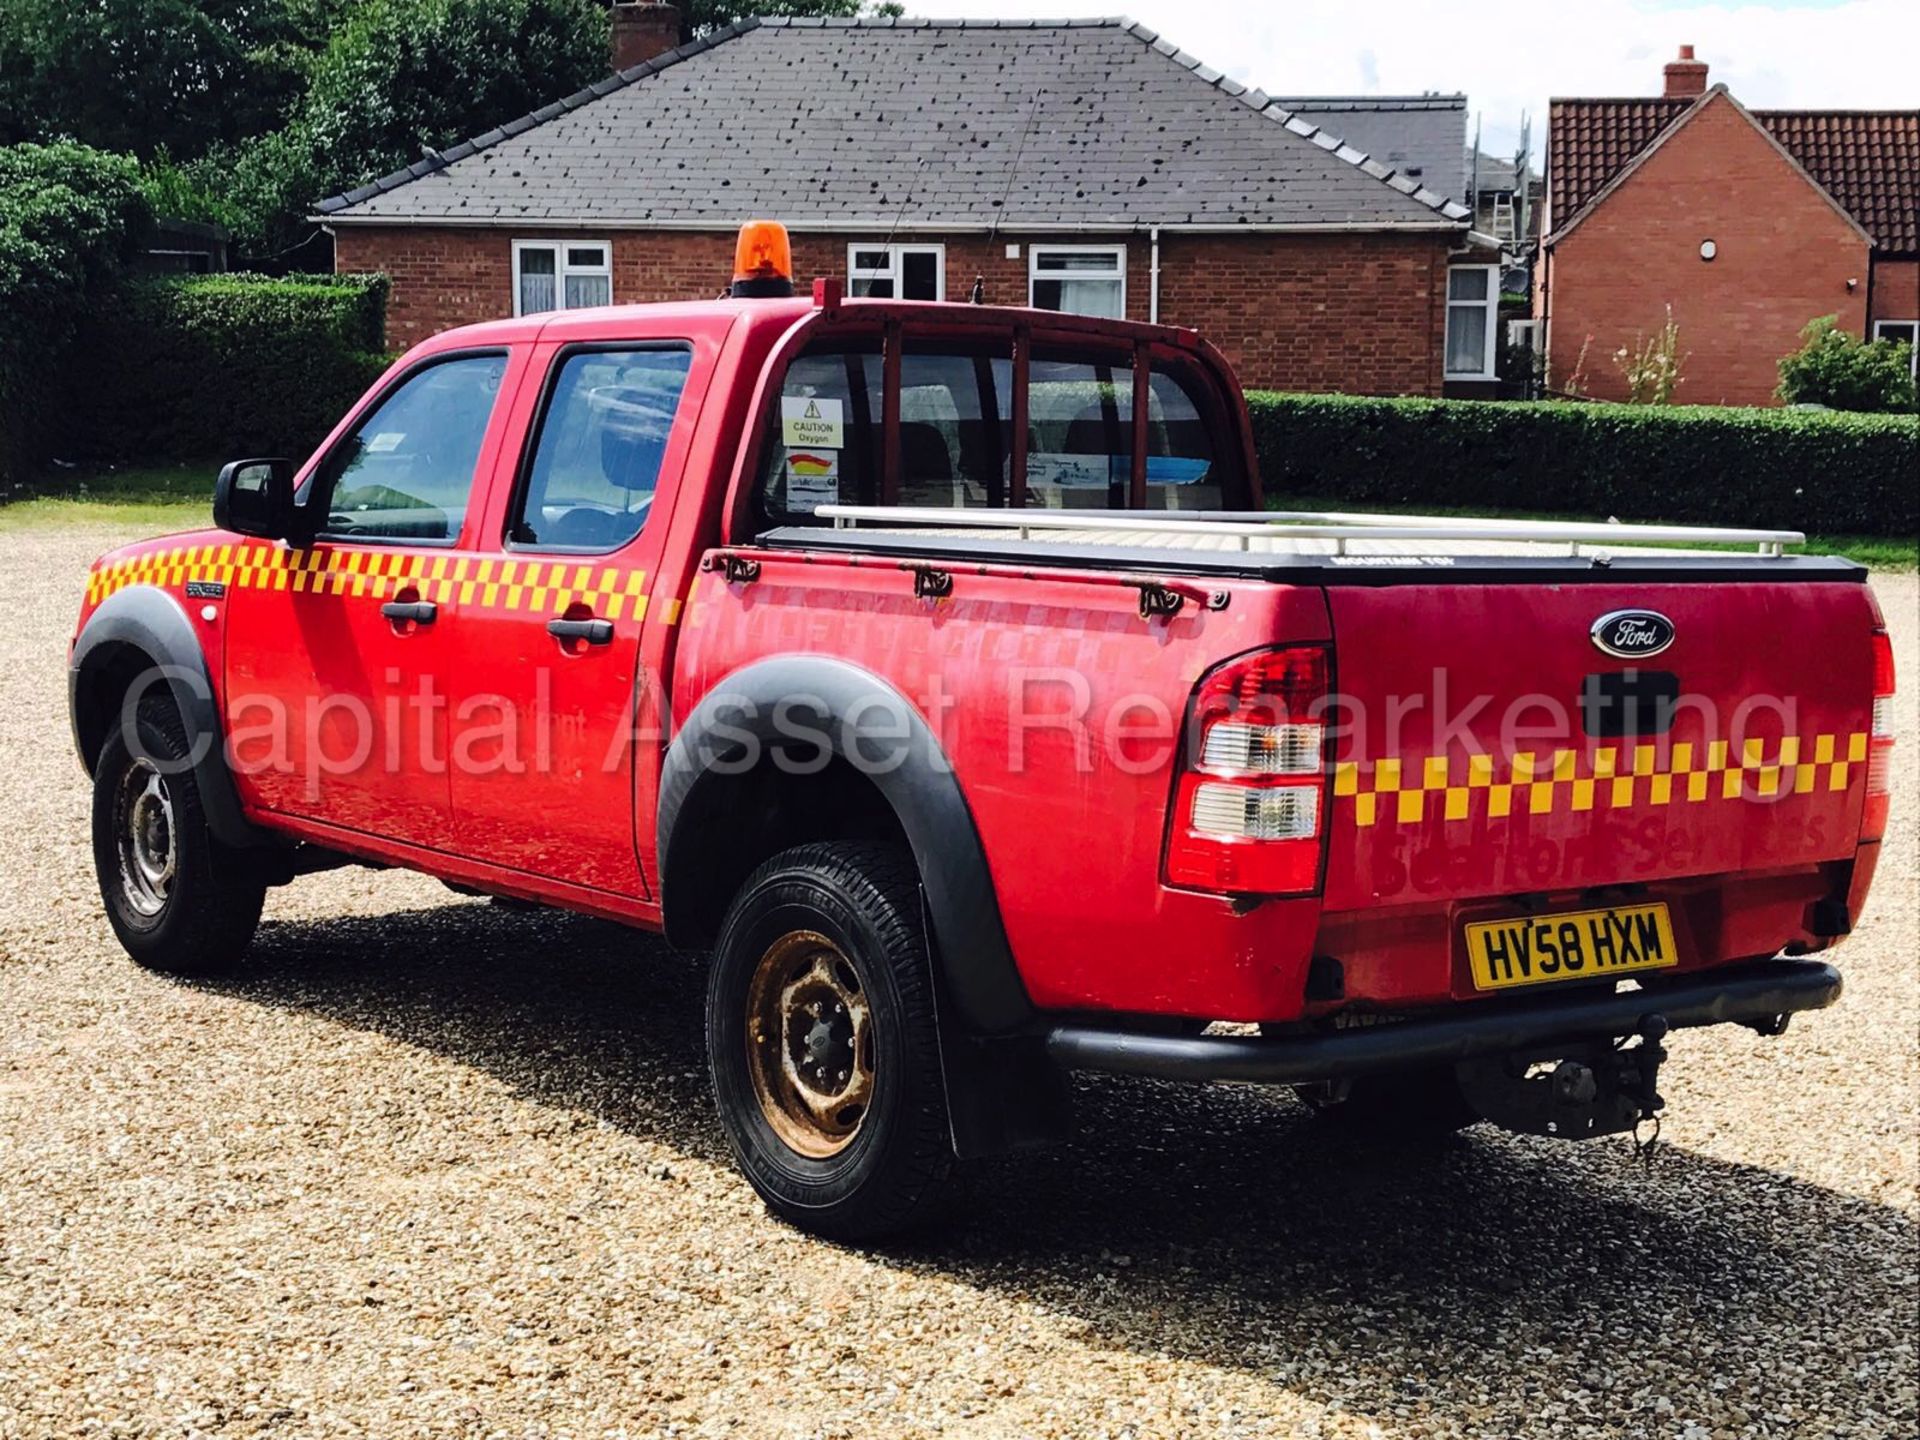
[{"left": 1322, "top": 579, "right": 1880, "bottom": 911}]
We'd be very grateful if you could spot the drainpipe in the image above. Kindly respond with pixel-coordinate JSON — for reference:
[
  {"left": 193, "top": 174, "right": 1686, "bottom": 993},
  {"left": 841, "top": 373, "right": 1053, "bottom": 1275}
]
[{"left": 1149, "top": 226, "right": 1161, "bottom": 324}]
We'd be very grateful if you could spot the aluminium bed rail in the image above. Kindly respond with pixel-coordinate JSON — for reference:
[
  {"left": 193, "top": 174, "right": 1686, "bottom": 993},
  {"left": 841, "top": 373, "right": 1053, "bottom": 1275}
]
[{"left": 815, "top": 505, "right": 1806, "bottom": 557}]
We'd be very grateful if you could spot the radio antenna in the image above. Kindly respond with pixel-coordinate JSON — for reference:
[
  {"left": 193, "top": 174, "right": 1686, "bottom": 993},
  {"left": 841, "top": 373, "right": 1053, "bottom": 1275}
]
[
  {"left": 877, "top": 154, "right": 930, "bottom": 256},
  {"left": 987, "top": 86, "right": 1047, "bottom": 246}
]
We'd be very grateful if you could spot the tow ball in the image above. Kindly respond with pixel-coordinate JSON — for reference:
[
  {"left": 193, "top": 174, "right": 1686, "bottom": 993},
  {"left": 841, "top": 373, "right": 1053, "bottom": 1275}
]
[{"left": 1455, "top": 1016, "right": 1670, "bottom": 1140}]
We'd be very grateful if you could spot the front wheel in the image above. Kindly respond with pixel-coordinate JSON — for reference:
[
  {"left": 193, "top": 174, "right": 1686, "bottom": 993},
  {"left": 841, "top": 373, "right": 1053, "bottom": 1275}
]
[
  {"left": 91, "top": 695, "right": 265, "bottom": 976},
  {"left": 706, "top": 841, "right": 954, "bottom": 1241}
]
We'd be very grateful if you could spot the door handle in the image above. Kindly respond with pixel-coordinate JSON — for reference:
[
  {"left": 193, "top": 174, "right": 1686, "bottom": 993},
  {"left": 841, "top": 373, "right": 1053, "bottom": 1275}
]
[
  {"left": 547, "top": 616, "right": 614, "bottom": 646},
  {"left": 380, "top": 600, "right": 437, "bottom": 625}
]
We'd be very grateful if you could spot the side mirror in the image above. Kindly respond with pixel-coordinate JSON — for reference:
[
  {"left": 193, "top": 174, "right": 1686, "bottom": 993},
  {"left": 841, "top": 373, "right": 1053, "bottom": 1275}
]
[{"left": 213, "top": 458, "right": 296, "bottom": 539}]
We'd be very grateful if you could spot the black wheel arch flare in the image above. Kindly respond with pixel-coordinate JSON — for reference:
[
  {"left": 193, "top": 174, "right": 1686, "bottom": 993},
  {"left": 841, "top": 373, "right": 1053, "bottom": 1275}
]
[
  {"left": 69, "top": 584, "right": 268, "bottom": 850},
  {"left": 657, "top": 655, "right": 1032, "bottom": 1036}
]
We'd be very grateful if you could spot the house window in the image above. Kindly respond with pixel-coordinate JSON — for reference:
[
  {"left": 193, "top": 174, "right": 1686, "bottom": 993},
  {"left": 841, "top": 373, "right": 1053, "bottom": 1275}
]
[
  {"left": 1445, "top": 265, "right": 1500, "bottom": 380},
  {"left": 1029, "top": 246, "right": 1126, "bottom": 319},
  {"left": 847, "top": 244, "right": 944, "bottom": 300},
  {"left": 1872, "top": 320, "right": 1919, "bottom": 378},
  {"left": 513, "top": 240, "right": 613, "bottom": 316}
]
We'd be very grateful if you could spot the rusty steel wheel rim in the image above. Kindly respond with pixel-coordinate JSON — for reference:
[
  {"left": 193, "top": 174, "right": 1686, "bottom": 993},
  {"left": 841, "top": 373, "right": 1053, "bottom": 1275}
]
[{"left": 744, "top": 929, "right": 876, "bottom": 1159}]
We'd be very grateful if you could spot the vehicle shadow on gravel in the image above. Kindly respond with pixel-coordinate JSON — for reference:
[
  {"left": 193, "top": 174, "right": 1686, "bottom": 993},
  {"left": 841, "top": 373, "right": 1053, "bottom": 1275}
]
[{"left": 214, "top": 901, "right": 1917, "bottom": 1435}]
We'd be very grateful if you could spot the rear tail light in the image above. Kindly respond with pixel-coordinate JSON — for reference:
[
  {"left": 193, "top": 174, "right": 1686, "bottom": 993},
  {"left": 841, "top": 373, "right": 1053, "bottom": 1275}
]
[
  {"left": 1190, "top": 782, "right": 1321, "bottom": 840},
  {"left": 1864, "top": 628, "right": 1895, "bottom": 839},
  {"left": 1200, "top": 722, "right": 1323, "bottom": 773},
  {"left": 1165, "top": 645, "right": 1330, "bottom": 894}
]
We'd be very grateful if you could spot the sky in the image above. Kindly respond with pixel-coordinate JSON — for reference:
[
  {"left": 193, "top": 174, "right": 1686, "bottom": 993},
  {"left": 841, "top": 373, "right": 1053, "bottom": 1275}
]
[{"left": 914, "top": 0, "right": 1919, "bottom": 163}]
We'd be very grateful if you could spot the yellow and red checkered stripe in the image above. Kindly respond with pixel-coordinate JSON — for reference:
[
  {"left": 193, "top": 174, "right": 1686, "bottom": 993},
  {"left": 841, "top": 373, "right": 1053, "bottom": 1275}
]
[
  {"left": 85, "top": 542, "right": 683, "bottom": 624},
  {"left": 1335, "top": 735, "right": 1869, "bottom": 828}
]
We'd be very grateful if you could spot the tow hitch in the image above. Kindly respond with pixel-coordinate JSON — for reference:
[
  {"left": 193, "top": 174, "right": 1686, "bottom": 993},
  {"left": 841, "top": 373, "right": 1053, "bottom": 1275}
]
[{"left": 1456, "top": 1015, "right": 1670, "bottom": 1141}]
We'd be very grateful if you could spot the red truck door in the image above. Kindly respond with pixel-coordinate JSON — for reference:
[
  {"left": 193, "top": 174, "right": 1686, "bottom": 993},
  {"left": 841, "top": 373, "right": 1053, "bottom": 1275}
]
[
  {"left": 224, "top": 349, "right": 522, "bottom": 848},
  {"left": 441, "top": 336, "right": 710, "bottom": 897}
]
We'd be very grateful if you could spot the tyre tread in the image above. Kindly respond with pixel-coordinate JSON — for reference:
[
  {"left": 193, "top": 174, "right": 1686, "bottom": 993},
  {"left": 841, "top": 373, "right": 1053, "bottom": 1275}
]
[
  {"left": 708, "top": 840, "right": 954, "bottom": 1241},
  {"left": 91, "top": 694, "right": 264, "bottom": 975}
]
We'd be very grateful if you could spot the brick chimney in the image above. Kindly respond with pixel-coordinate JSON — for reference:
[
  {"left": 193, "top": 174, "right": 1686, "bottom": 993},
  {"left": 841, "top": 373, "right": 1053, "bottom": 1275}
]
[
  {"left": 1663, "top": 45, "right": 1709, "bottom": 99},
  {"left": 612, "top": 1, "right": 681, "bottom": 71}
]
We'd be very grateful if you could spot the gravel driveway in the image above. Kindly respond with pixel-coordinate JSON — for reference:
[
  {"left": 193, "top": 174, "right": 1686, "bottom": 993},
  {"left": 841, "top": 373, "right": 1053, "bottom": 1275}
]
[{"left": 2, "top": 523, "right": 1914, "bottom": 1440}]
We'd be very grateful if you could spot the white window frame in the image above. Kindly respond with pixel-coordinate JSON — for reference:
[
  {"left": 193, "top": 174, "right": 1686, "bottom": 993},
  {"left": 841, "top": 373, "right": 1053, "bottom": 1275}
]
[
  {"left": 1871, "top": 319, "right": 1919, "bottom": 378},
  {"left": 846, "top": 242, "right": 946, "bottom": 301},
  {"left": 1028, "top": 244, "right": 1128, "bottom": 318},
  {"left": 1445, "top": 264, "right": 1501, "bottom": 380},
  {"left": 511, "top": 238, "right": 614, "bottom": 317}
]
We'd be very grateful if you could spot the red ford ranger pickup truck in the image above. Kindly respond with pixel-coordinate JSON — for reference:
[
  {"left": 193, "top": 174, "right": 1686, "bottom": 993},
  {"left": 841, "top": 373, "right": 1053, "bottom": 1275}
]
[{"left": 70, "top": 230, "right": 1895, "bottom": 1239}]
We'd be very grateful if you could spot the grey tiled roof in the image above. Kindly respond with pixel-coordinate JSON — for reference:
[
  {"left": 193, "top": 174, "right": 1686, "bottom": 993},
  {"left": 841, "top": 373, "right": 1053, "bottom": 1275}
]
[
  {"left": 1270, "top": 95, "right": 1469, "bottom": 200},
  {"left": 1468, "top": 148, "right": 1534, "bottom": 194},
  {"left": 317, "top": 18, "right": 1470, "bottom": 230}
]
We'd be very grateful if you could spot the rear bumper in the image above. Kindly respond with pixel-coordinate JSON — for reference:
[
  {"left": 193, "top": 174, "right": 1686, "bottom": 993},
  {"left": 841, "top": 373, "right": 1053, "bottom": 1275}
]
[{"left": 1044, "top": 958, "right": 1841, "bottom": 1084}]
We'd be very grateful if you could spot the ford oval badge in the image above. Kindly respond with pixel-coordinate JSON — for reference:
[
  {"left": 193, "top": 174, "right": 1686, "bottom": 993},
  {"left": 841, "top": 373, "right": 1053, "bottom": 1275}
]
[{"left": 1591, "top": 609, "right": 1675, "bottom": 659}]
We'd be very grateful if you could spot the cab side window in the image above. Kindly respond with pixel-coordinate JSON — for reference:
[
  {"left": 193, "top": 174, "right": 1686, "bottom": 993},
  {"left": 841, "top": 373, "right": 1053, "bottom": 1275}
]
[
  {"left": 318, "top": 353, "right": 509, "bottom": 543},
  {"left": 509, "top": 347, "right": 693, "bottom": 552}
]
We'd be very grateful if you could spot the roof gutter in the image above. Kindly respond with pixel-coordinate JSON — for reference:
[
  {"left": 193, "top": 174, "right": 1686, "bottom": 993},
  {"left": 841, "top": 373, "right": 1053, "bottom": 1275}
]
[{"left": 310, "top": 214, "right": 1470, "bottom": 235}]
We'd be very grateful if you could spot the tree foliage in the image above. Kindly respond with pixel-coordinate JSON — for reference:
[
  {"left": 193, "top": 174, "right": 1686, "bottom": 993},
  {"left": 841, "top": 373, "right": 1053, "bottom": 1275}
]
[
  {"left": 0, "top": 0, "right": 306, "bottom": 159},
  {"left": 1, "top": 0, "right": 911, "bottom": 264},
  {"left": 1777, "top": 315, "right": 1917, "bottom": 414},
  {"left": 298, "top": 0, "right": 608, "bottom": 184},
  {"left": 673, "top": 0, "right": 880, "bottom": 39},
  {"left": 212, "top": 0, "right": 609, "bottom": 259},
  {"left": 0, "top": 142, "right": 154, "bottom": 478}
]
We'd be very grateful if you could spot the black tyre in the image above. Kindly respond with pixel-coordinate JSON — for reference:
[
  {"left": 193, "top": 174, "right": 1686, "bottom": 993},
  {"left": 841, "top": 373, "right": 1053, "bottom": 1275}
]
[
  {"left": 91, "top": 694, "right": 265, "bottom": 976},
  {"left": 706, "top": 841, "right": 953, "bottom": 1241},
  {"left": 1295, "top": 1064, "right": 1481, "bottom": 1140}
]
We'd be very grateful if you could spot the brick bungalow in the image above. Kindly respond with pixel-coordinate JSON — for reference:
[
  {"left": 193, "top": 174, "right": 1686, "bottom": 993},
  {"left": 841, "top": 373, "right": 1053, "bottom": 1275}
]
[
  {"left": 1537, "top": 47, "right": 1919, "bottom": 405},
  {"left": 315, "top": 12, "right": 1505, "bottom": 397}
]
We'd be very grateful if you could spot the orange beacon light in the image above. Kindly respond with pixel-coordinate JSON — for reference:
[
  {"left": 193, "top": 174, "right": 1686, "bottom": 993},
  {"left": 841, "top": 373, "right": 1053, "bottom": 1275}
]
[{"left": 731, "top": 220, "right": 795, "bottom": 298}]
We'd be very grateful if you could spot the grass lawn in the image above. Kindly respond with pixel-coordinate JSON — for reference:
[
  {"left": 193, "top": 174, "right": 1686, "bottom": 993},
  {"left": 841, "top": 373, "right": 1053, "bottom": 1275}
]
[
  {"left": 5, "top": 464, "right": 1913, "bottom": 569},
  {"left": 0, "top": 462, "right": 221, "bottom": 533}
]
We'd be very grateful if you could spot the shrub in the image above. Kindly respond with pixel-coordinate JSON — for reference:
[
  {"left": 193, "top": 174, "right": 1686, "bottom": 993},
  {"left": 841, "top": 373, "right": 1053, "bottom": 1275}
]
[
  {"left": 1245, "top": 391, "right": 1919, "bottom": 537},
  {"left": 0, "top": 141, "right": 152, "bottom": 480},
  {"left": 1612, "top": 306, "right": 1686, "bottom": 405},
  {"left": 1777, "top": 315, "right": 1917, "bottom": 413},
  {"left": 137, "top": 149, "right": 249, "bottom": 234},
  {"left": 55, "top": 272, "right": 393, "bottom": 466}
]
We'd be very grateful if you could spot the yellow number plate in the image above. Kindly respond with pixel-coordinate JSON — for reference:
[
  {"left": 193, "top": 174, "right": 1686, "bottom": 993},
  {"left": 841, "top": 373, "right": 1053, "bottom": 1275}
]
[{"left": 1466, "top": 903, "right": 1678, "bottom": 991}]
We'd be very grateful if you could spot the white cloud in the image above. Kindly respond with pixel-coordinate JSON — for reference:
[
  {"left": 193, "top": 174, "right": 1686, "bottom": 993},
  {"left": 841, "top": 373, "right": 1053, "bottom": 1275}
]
[{"left": 917, "top": 0, "right": 1919, "bottom": 162}]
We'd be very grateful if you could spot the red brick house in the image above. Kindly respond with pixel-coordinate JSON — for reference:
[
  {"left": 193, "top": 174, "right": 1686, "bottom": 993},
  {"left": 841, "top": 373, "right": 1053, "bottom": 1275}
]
[
  {"left": 1536, "top": 47, "right": 1919, "bottom": 406},
  {"left": 315, "top": 12, "right": 1505, "bottom": 396}
]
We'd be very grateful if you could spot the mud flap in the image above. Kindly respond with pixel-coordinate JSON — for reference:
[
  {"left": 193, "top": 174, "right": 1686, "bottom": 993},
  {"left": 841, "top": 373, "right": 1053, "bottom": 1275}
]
[
  {"left": 1456, "top": 1016, "right": 1669, "bottom": 1140},
  {"left": 921, "top": 892, "right": 1072, "bottom": 1159}
]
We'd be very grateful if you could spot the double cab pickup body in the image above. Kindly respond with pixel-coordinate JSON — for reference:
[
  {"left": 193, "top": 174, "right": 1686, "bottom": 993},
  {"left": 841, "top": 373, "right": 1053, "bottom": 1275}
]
[{"left": 70, "top": 232, "right": 1895, "bottom": 1236}]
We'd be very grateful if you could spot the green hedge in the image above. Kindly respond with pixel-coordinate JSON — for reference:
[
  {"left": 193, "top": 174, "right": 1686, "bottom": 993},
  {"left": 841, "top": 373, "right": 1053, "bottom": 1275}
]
[
  {"left": 56, "top": 271, "right": 393, "bottom": 466},
  {"left": 1245, "top": 392, "right": 1920, "bottom": 537},
  {"left": 1, "top": 141, "right": 152, "bottom": 483}
]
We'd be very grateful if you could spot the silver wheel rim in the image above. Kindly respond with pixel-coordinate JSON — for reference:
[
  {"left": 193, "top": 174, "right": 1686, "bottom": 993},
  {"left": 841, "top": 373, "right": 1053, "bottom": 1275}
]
[{"left": 116, "top": 757, "right": 177, "bottom": 918}]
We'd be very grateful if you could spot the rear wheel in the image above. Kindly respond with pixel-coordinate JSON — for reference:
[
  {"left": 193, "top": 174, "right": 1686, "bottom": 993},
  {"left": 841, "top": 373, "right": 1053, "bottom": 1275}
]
[
  {"left": 91, "top": 695, "right": 265, "bottom": 976},
  {"left": 706, "top": 841, "right": 953, "bottom": 1241},
  {"left": 1296, "top": 1064, "right": 1481, "bottom": 1140}
]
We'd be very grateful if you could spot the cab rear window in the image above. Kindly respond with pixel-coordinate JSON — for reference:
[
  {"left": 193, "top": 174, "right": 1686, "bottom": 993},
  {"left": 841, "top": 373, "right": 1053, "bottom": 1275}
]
[{"left": 753, "top": 339, "right": 1242, "bottom": 528}]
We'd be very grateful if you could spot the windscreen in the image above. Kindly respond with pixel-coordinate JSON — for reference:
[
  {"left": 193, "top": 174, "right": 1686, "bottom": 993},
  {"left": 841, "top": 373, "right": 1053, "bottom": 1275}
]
[{"left": 753, "top": 336, "right": 1240, "bottom": 529}]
